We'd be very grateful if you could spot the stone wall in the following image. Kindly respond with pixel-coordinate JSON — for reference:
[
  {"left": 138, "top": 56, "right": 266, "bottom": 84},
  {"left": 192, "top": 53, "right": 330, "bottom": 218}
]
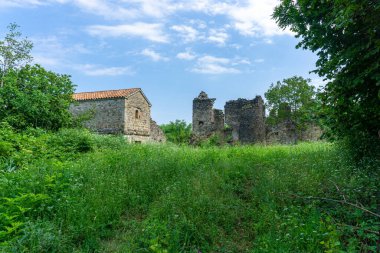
[
  {"left": 213, "top": 109, "right": 225, "bottom": 134},
  {"left": 225, "top": 96, "right": 266, "bottom": 144},
  {"left": 266, "top": 122, "right": 322, "bottom": 144},
  {"left": 70, "top": 98, "right": 125, "bottom": 134},
  {"left": 124, "top": 135, "right": 151, "bottom": 143},
  {"left": 191, "top": 91, "right": 322, "bottom": 145},
  {"left": 150, "top": 119, "right": 166, "bottom": 143},
  {"left": 192, "top": 91, "right": 224, "bottom": 138},
  {"left": 70, "top": 90, "right": 166, "bottom": 144},
  {"left": 124, "top": 92, "right": 151, "bottom": 137},
  {"left": 266, "top": 120, "right": 297, "bottom": 144},
  {"left": 299, "top": 124, "right": 323, "bottom": 141}
]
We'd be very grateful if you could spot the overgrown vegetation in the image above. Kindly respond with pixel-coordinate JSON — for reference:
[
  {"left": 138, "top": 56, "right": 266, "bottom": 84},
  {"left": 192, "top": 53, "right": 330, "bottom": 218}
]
[
  {"left": 273, "top": 0, "right": 380, "bottom": 160},
  {"left": 265, "top": 76, "right": 321, "bottom": 131},
  {"left": 160, "top": 120, "right": 192, "bottom": 145},
  {"left": 0, "top": 126, "right": 378, "bottom": 252},
  {"left": 0, "top": 23, "right": 75, "bottom": 131},
  {"left": 0, "top": 19, "right": 378, "bottom": 253}
]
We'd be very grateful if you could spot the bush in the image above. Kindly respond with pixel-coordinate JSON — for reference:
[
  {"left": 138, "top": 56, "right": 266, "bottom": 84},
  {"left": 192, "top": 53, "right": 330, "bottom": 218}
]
[{"left": 47, "top": 128, "right": 94, "bottom": 155}]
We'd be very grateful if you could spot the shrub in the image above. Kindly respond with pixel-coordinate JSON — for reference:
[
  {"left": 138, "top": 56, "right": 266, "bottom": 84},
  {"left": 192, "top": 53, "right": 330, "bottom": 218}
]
[{"left": 47, "top": 128, "right": 94, "bottom": 155}]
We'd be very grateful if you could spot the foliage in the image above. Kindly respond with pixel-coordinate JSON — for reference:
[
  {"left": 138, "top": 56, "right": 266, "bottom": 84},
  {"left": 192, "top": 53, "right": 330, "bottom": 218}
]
[
  {"left": 273, "top": 0, "right": 380, "bottom": 159},
  {"left": 0, "top": 23, "right": 33, "bottom": 86},
  {"left": 160, "top": 120, "right": 192, "bottom": 145},
  {"left": 0, "top": 65, "right": 75, "bottom": 130},
  {"left": 264, "top": 76, "right": 320, "bottom": 130},
  {"left": 1, "top": 132, "right": 379, "bottom": 252}
]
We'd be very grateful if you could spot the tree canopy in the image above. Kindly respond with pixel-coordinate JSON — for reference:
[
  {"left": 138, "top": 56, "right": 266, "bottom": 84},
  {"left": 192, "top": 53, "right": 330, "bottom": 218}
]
[
  {"left": 273, "top": 0, "right": 380, "bottom": 157},
  {"left": 0, "top": 23, "right": 75, "bottom": 131},
  {"left": 0, "top": 65, "right": 75, "bottom": 130},
  {"left": 0, "top": 23, "right": 33, "bottom": 86},
  {"left": 265, "top": 76, "right": 319, "bottom": 129},
  {"left": 160, "top": 120, "right": 192, "bottom": 145}
]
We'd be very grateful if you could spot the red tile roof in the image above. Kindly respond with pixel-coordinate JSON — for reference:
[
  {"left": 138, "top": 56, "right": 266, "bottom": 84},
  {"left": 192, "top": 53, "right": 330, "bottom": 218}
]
[{"left": 73, "top": 88, "right": 140, "bottom": 101}]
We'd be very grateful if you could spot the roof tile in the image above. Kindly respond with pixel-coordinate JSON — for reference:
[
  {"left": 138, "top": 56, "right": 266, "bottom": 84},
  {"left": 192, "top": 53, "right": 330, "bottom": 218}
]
[{"left": 73, "top": 88, "right": 140, "bottom": 101}]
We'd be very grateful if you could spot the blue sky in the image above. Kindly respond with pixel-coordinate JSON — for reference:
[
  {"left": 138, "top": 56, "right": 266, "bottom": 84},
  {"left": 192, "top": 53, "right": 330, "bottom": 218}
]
[{"left": 0, "top": 0, "right": 323, "bottom": 124}]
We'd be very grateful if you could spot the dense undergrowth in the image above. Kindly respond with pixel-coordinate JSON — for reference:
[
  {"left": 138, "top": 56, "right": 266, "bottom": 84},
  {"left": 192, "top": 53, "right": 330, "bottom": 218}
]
[{"left": 0, "top": 124, "right": 379, "bottom": 252}]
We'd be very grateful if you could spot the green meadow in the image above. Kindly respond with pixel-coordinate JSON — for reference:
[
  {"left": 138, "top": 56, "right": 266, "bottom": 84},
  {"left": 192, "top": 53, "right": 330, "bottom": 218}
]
[{"left": 0, "top": 127, "right": 378, "bottom": 252}]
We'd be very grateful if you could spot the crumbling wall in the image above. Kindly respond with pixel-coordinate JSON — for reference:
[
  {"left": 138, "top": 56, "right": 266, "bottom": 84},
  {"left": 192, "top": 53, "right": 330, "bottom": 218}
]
[
  {"left": 213, "top": 109, "right": 225, "bottom": 133},
  {"left": 266, "top": 120, "right": 297, "bottom": 145},
  {"left": 150, "top": 119, "right": 166, "bottom": 143},
  {"left": 224, "top": 100, "right": 241, "bottom": 141},
  {"left": 192, "top": 91, "right": 224, "bottom": 138},
  {"left": 224, "top": 96, "right": 266, "bottom": 144},
  {"left": 266, "top": 103, "right": 322, "bottom": 144}
]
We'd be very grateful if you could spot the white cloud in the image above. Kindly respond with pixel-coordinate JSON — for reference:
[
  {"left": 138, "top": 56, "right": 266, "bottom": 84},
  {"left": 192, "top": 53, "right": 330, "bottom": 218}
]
[
  {"left": 76, "top": 64, "right": 134, "bottom": 76},
  {"left": 176, "top": 51, "right": 196, "bottom": 60},
  {"left": 207, "top": 28, "right": 229, "bottom": 45},
  {"left": 141, "top": 49, "right": 169, "bottom": 62},
  {"left": 31, "top": 36, "right": 91, "bottom": 68},
  {"left": 71, "top": 0, "right": 138, "bottom": 20},
  {"left": 86, "top": 23, "right": 168, "bottom": 43},
  {"left": 192, "top": 55, "right": 240, "bottom": 74},
  {"left": 227, "top": 0, "right": 291, "bottom": 36},
  {"left": 0, "top": 0, "right": 46, "bottom": 7},
  {"left": 254, "top": 59, "right": 265, "bottom": 63},
  {"left": 3, "top": 0, "right": 292, "bottom": 42},
  {"left": 171, "top": 25, "right": 200, "bottom": 43},
  {"left": 263, "top": 38, "right": 274, "bottom": 44}
]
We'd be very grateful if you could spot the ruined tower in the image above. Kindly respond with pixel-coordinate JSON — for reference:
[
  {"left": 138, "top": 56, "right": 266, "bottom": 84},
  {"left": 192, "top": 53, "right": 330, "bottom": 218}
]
[
  {"left": 192, "top": 91, "right": 224, "bottom": 138},
  {"left": 224, "top": 96, "right": 266, "bottom": 144}
]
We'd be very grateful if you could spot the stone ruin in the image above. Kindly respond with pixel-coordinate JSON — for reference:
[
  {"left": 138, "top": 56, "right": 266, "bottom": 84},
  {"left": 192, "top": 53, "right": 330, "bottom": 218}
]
[
  {"left": 192, "top": 91, "right": 266, "bottom": 144},
  {"left": 192, "top": 91, "right": 322, "bottom": 144},
  {"left": 192, "top": 91, "right": 225, "bottom": 139},
  {"left": 225, "top": 97, "right": 266, "bottom": 144}
]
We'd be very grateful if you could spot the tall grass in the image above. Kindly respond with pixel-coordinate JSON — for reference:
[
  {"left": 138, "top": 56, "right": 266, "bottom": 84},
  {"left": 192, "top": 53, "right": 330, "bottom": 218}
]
[{"left": 0, "top": 132, "right": 378, "bottom": 252}]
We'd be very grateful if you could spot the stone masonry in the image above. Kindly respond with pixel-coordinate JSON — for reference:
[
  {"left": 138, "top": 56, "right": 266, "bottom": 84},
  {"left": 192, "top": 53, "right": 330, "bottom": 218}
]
[
  {"left": 70, "top": 88, "right": 165, "bottom": 143},
  {"left": 192, "top": 91, "right": 266, "bottom": 144},
  {"left": 192, "top": 91, "right": 225, "bottom": 138},
  {"left": 225, "top": 96, "right": 266, "bottom": 144},
  {"left": 192, "top": 91, "right": 321, "bottom": 145}
]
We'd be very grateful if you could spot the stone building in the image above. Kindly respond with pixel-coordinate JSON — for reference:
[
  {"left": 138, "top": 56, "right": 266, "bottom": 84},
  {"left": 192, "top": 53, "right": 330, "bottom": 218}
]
[
  {"left": 70, "top": 88, "right": 165, "bottom": 143},
  {"left": 192, "top": 91, "right": 225, "bottom": 138},
  {"left": 225, "top": 96, "right": 266, "bottom": 144},
  {"left": 192, "top": 91, "right": 321, "bottom": 145},
  {"left": 192, "top": 91, "right": 266, "bottom": 144}
]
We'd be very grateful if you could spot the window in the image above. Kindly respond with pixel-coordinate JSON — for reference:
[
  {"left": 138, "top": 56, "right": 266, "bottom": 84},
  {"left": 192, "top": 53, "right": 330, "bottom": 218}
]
[
  {"left": 199, "top": 121, "right": 204, "bottom": 126},
  {"left": 135, "top": 109, "right": 140, "bottom": 119}
]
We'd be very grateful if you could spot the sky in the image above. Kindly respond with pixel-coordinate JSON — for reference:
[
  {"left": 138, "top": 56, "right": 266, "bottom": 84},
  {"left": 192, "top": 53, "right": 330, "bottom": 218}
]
[{"left": 0, "top": 0, "right": 323, "bottom": 124}]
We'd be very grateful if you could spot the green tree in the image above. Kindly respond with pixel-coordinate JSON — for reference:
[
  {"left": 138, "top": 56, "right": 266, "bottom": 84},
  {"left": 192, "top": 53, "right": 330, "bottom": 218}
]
[
  {"left": 160, "top": 120, "right": 192, "bottom": 145},
  {"left": 0, "top": 65, "right": 75, "bottom": 130},
  {"left": 265, "top": 76, "right": 319, "bottom": 130},
  {"left": 273, "top": 0, "right": 380, "bottom": 158},
  {"left": 0, "top": 23, "right": 33, "bottom": 86}
]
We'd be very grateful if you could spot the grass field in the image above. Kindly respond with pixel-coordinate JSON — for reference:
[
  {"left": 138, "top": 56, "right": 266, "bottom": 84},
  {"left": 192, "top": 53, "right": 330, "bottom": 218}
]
[{"left": 0, "top": 128, "right": 379, "bottom": 252}]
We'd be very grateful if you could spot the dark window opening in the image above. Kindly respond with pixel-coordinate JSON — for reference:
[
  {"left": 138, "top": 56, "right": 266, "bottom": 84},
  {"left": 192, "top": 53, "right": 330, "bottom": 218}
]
[
  {"left": 199, "top": 121, "right": 204, "bottom": 126},
  {"left": 135, "top": 110, "right": 140, "bottom": 119}
]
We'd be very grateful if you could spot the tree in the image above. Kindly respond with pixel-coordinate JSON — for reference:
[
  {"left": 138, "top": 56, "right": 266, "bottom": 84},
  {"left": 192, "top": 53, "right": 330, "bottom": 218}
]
[
  {"left": 0, "top": 65, "right": 75, "bottom": 130},
  {"left": 160, "top": 120, "right": 192, "bottom": 145},
  {"left": 273, "top": 0, "right": 380, "bottom": 158},
  {"left": 0, "top": 23, "right": 33, "bottom": 86},
  {"left": 265, "top": 76, "right": 319, "bottom": 130}
]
